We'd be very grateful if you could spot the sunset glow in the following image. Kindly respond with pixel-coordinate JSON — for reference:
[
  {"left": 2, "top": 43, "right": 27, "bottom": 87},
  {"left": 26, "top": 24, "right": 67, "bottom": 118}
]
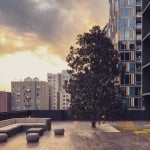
[{"left": 0, "top": 0, "right": 109, "bottom": 91}]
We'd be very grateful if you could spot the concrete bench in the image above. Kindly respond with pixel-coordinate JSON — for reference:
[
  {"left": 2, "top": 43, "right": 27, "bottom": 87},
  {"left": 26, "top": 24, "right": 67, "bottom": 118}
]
[
  {"left": 26, "top": 133, "right": 39, "bottom": 142},
  {"left": 54, "top": 128, "right": 65, "bottom": 135},
  {"left": 26, "top": 127, "right": 44, "bottom": 136},
  {"left": 0, "top": 133, "right": 8, "bottom": 142},
  {"left": 0, "top": 118, "right": 51, "bottom": 137}
]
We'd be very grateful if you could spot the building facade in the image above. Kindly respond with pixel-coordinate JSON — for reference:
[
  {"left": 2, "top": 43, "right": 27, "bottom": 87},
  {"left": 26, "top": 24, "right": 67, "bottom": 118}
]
[
  {"left": 142, "top": 0, "right": 150, "bottom": 110},
  {"left": 0, "top": 91, "right": 11, "bottom": 112},
  {"left": 11, "top": 77, "right": 50, "bottom": 111},
  {"left": 109, "top": 0, "right": 142, "bottom": 109},
  {"left": 47, "top": 70, "right": 71, "bottom": 110}
]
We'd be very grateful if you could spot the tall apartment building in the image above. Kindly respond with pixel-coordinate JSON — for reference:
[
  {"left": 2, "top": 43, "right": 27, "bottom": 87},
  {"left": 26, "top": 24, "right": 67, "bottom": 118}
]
[
  {"left": 109, "top": 0, "right": 142, "bottom": 109},
  {"left": 0, "top": 91, "right": 11, "bottom": 112},
  {"left": 11, "top": 77, "right": 50, "bottom": 111},
  {"left": 142, "top": 0, "right": 150, "bottom": 111},
  {"left": 47, "top": 70, "right": 71, "bottom": 110}
]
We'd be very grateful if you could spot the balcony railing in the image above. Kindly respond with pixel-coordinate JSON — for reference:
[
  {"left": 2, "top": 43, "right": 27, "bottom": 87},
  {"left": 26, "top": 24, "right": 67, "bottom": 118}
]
[
  {"left": 136, "top": 12, "right": 142, "bottom": 17},
  {"left": 136, "top": 57, "right": 142, "bottom": 61},
  {"left": 136, "top": 46, "right": 142, "bottom": 50},
  {"left": 136, "top": 0, "right": 142, "bottom": 5},
  {"left": 136, "top": 35, "right": 142, "bottom": 40},
  {"left": 136, "top": 68, "right": 141, "bottom": 72},
  {"left": 136, "top": 81, "right": 141, "bottom": 85},
  {"left": 136, "top": 23, "right": 142, "bottom": 29}
]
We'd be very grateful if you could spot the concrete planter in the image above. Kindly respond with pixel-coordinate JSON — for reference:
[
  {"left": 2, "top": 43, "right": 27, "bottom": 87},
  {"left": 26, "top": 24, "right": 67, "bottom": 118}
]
[{"left": 54, "top": 129, "right": 65, "bottom": 135}]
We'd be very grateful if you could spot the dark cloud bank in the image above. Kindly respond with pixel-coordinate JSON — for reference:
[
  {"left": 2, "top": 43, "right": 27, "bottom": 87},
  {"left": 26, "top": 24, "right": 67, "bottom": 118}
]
[{"left": 0, "top": 0, "right": 109, "bottom": 57}]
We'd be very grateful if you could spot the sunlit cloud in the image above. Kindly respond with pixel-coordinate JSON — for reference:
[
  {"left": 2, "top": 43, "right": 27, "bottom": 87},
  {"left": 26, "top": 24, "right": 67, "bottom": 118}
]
[{"left": 0, "top": 0, "right": 109, "bottom": 91}]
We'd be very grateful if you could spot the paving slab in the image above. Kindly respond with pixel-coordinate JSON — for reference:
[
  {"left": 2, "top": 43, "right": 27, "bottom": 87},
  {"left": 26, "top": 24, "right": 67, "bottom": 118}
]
[{"left": 0, "top": 121, "right": 150, "bottom": 150}]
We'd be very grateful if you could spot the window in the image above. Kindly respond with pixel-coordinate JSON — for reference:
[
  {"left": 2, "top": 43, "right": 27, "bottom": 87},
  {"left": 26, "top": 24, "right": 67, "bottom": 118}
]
[
  {"left": 129, "top": 30, "right": 134, "bottom": 39},
  {"left": 119, "top": 19, "right": 125, "bottom": 28},
  {"left": 125, "top": 74, "right": 130, "bottom": 84},
  {"left": 134, "top": 98, "right": 139, "bottom": 107},
  {"left": 119, "top": 41, "right": 126, "bottom": 50},
  {"left": 120, "top": 29, "right": 125, "bottom": 40},
  {"left": 120, "top": 53, "right": 124, "bottom": 60},
  {"left": 119, "top": 0, "right": 124, "bottom": 6},
  {"left": 130, "top": 43, "right": 135, "bottom": 50},
  {"left": 124, "top": 98, "right": 130, "bottom": 107},
  {"left": 130, "top": 52, "right": 134, "bottom": 61},
  {"left": 135, "top": 87, "right": 141, "bottom": 96},
  {"left": 130, "top": 87, "right": 135, "bottom": 96},
  {"left": 130, "top": 0, "right": 135, "bottom": 6},
  {"left": 130, "top": 63, "right": 135, "bottom": 72},
  {"left": 125, "top": 30, "right": 130, "bottom": 40},
  {"left": 125, "top": 52, "right": 130, "bottom": 61},
  {"left": 121, "top": 75, "right": 125, "bottom": 84},
  {"left": 130, "top": 8, "right": 134, "bottom": 16},
  {"left": 129, "top": 17, "right": 135, "bottom": 28},
  {"left": 125, "top": 63, "right": 129, "bottom": 72},
  {"left": 130, "top": 97, "right": 134, "bottom": 107},
  {"left": 130, "top": 74, "right": 134, "bottom": 84},
  {"left": 125, "top": 8, "right": 130, "bottom": 16},
  {"left": 125, "top": 87, "right": 129, "bottom": 96},
  {"left": 125, "top": 18, "right": 129, "bottom": 28},
  {"left": 136, "top": 74, "right": 141, "bottom": 85},
  {"left": 120, "top": 8, "right": 125, "bottom": 16}
]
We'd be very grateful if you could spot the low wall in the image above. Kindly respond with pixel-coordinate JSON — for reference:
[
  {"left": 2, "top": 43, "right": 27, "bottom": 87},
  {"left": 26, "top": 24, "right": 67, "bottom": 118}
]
[
  {"left": 0, "top": 110, "right": 150, "bottom": 121},
  {"left": 0, "top": 110, "right": 70, "bottom": 121}
]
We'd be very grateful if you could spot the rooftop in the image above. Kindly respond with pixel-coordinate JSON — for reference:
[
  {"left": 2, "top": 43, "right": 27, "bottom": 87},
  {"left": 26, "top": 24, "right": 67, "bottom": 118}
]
[{"left": 1, "top": 121, "right": 150, "bottom": 150}]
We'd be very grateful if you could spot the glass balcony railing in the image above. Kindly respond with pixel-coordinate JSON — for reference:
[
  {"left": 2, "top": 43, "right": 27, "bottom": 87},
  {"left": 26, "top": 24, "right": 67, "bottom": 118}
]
[
  {"left": 136, "top": 46, "right": 142, "bottom": 50},
  {"left": 136, "top": 57, "right": 141, "bottom": 61},
  {"left": 136, "top": 23, "right": 142, "bottom": 29},
  {"left": 136, "top": 35, "right": 142, "bottom": 40},
  {"left": 136, "top": 68, "right": 141, "bottom": 72},
  {"left": 136, "top": 0, "right": 142, "bottom": 6},
  {"left": 136, "top": 81, "right": 141, "bottom": 85},
  {"left": 136, "top": 12, "right": 142, "bottom": 17}
]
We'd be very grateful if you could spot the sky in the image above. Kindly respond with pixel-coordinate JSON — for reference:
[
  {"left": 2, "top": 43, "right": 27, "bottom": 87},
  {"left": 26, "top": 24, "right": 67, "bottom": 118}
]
[{"left": 0, "top": 0, "right": 109, "bottom": 91}]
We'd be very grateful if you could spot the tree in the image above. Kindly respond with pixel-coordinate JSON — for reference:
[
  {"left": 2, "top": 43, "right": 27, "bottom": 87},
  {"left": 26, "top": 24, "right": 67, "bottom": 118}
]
[{"left": 65, "top": 26, "right": 127, "bottom": 128}]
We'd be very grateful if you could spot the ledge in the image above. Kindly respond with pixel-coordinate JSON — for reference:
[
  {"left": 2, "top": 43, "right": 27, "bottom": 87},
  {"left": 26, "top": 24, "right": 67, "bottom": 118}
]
[
  {"left": 143, "top": 2, "right": 150, "bottom": 15},
  {"left": 143, "top": 32, "right": 150, "bottom": 42},
  {"left": 142, "top": 62, "right": 150, "bottom": 69},
  {"left": 142, "top": 92, "right": 150, "bottom": 96}
]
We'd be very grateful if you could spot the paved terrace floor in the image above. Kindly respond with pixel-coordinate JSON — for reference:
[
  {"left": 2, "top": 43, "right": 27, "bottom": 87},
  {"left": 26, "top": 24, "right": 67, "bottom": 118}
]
[{"left": 1, "top": 121, "right": 150, "bottom": 150}]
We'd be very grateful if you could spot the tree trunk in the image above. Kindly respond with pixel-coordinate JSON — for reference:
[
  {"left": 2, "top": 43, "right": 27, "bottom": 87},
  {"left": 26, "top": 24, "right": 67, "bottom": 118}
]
[{"left": 91, "top": 120, "right": 96, "bottom": 128}]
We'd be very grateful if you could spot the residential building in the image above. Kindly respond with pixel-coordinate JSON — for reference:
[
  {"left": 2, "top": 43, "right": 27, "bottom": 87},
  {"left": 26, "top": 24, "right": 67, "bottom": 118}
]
[
  {"left": 11, "top": 77, "right": 50, "bottom": 111},
  {"left": 0, "top": 91, "right": 11, "bottom": 112},
  {"left": 142, "top": 0, "right": 150, "bottom": 110},
  {"left": 109, "top": 0, "right": 142, "bottom": 109},
  {"left": 47, "top": 70, "right": 71, "bottom": 110}
]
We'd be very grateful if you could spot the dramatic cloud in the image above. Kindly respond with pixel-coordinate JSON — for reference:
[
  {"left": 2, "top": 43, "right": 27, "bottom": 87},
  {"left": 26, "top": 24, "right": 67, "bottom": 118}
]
[{"left": 0, "top": 0, "right": 109, "bottom": 58}]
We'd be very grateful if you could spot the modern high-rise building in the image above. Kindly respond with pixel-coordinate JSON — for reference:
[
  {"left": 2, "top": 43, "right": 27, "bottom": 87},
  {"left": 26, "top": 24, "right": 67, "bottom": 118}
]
[
  {"left": 47, "top": 70, "right": 71, "bottom": 110},
  {"left": 11, "top": 77, "right": 50, "bottom": 111},
  {"left": 142, "top": 0, "right": 150, "bottom": 111},
  {"left": 109, "top": 0, "right": 143, "bottom": 109},
  {"left": 0, "top": 91, "right": 11, "bottom": 112}
]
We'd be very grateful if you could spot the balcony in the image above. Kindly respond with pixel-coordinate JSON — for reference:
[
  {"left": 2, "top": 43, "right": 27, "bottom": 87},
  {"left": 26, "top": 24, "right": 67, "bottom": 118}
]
[
  {"left": 136, "top": 81, "right": 141, "bottom": 85},
  {"left": 26, "top": 96, "right": 31, "bottom": 99},
  {"left": 136, "top": 57, "right": 141, "bottom": 62},
  {"left": 136, "top": 34, "right": 142, "bottom": 40},
  {"left": 136, "top": 0, "right": 142, "bottom": 11},
  {"left": 136, "top": 23, "right": 142, "bottom": 29},
  {"left": 26, "top": 88, "right": 31, "bottom": 92},
  {"left": 136, "top": 68, "right": 141, "bottom": 72},
  {"left": 136, "top": 12, "right": 142, "bottom": 18},
  {"left": 136, "top": 46, "right": 142, "bottom": 51}
]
